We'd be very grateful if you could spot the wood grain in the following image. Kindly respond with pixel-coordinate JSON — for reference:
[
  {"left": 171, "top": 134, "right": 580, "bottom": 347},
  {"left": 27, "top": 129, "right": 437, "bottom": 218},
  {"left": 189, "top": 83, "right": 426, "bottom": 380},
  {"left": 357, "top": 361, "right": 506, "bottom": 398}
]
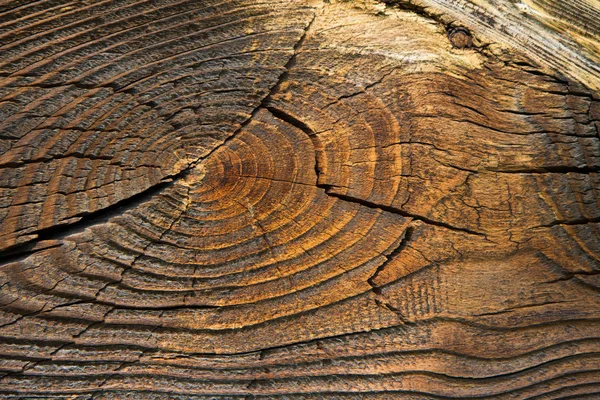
[
  {"left": 382, "top": 0, "right": 600, "bottom": 91},
  {"left": 0, "top": 0, "right": 599, "bottom": 397}
]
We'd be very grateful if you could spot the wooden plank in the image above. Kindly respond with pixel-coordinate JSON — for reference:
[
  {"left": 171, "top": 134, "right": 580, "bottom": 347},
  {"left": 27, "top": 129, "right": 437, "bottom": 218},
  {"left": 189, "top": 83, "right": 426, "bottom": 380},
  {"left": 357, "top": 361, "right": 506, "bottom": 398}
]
[{"left": 0, "top": 0, "right": 599, "bottom": 397}]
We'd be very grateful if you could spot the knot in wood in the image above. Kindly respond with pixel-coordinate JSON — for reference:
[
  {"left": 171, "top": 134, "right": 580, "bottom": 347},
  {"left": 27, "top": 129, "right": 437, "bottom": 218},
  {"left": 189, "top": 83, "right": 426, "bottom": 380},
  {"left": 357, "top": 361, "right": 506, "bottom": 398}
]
[{"left": 447, "top": 27, "right": 473, "bottom": 49}]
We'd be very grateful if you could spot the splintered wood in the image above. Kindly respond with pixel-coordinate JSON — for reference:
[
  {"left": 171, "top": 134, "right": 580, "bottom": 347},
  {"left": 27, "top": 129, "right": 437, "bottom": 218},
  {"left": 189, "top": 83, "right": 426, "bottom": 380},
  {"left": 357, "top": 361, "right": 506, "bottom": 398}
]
[{"left": 0, "top": 0, "right": 599, "bottom": 398}]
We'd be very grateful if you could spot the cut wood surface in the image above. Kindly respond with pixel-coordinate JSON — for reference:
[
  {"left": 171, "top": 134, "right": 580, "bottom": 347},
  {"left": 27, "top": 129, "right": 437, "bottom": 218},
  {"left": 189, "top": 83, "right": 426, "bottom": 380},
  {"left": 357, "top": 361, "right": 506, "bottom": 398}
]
[{"left": 0, "top": 0, "right": 599, "bottom": 398}]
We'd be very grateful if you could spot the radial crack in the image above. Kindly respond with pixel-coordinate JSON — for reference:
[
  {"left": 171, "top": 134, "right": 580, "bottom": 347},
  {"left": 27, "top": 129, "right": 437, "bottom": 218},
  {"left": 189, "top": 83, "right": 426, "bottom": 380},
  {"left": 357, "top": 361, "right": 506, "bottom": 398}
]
[
  {"left": 175, "top": 12, "right": 317, "bottom": 175},
  {"left": 368, "top": 227, "right": 414, "bottom": 294},
  {"left": 321, "top": 188, "right": 485, "bottom": 236},
  {"left": 267, "top": 104, "right": 486, "bottom": 237},
  {"left": 0, "top": 179, "right": 176, "bottom": 264},
  {"left": 536, "top": 215, "right": 600, "bottom": 228},
  {"left": 489, "top": 165, "right": 600, "bottom": 174}
]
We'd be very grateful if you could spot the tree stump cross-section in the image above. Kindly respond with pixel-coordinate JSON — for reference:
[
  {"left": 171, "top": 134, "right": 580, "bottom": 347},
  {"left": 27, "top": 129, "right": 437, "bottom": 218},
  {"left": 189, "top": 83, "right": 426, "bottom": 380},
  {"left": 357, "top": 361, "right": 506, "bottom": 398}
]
[{"left": 0, "top": 0, "right": 599, "bottom": 398}]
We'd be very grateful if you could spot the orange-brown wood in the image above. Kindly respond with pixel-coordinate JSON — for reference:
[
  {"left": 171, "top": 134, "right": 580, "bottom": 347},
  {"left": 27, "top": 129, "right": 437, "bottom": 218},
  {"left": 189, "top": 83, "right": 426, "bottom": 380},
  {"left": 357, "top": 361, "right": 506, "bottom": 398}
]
[{"left": 0, "top": 0, "right": 599, "bottom": 397}]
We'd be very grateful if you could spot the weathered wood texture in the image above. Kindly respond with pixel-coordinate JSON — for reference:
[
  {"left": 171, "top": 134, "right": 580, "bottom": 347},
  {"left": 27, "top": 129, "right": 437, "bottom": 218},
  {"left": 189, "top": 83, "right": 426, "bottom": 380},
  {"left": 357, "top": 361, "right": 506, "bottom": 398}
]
[
  {"left": 0, "top": 0, "right": 599, "bottom": 397},
  {"left": 388, "top": 0, "right": 600, "bottom": 92}
]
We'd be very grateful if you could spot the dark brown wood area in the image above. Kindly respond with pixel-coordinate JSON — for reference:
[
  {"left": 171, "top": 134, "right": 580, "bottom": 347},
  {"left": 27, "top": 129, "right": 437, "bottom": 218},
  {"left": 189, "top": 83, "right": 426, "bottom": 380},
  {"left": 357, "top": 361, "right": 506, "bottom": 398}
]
[{"left": 0, "top": 0, "right": 599, "bottom": 398}]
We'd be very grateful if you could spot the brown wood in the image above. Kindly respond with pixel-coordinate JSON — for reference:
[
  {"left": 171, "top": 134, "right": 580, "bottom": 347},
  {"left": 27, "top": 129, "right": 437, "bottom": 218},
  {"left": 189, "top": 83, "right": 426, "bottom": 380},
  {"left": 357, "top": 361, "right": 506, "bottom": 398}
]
[{"left": 0, "top": 0, "right": 599, "bottom": 397}]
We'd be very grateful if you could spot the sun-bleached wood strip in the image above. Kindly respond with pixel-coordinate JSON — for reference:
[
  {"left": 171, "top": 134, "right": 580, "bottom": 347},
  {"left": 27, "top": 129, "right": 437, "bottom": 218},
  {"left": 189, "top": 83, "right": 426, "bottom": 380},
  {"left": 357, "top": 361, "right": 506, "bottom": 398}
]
[{"left": 382, "top": 0, "right": 600, "bottom": 91}]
